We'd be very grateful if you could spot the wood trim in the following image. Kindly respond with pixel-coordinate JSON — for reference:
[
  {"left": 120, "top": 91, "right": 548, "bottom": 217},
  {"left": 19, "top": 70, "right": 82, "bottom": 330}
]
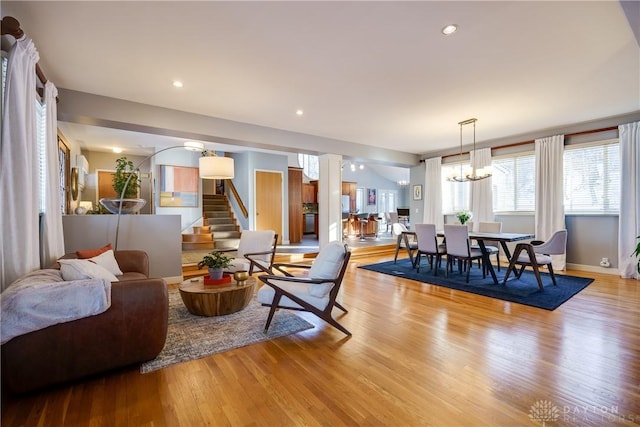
[
  {"left": 226, "top": 179, "right": 248, "bottom": 218},
  {"left": 441, "top": 125, "right": 619, "bottom": 160},
  {"left": 1, "top": 16, "right": 59, "bottom": 102}
]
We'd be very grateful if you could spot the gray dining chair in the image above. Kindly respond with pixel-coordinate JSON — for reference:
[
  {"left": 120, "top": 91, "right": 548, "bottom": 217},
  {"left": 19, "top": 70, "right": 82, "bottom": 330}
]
[
  {"left": 474, "top": 221, "right": 502, "bottom": 272},
  {"left": 414, "top": 224, "right": 447, "bottom": 275},
  {"left": 502, "top": 229, "right": 568, "bottom": 290},
  {"left": 386, "top": 212, "right": 398, "bottom": 233},
  {"left": 443, "top": 224, "right": 485, "bottom": 283}
]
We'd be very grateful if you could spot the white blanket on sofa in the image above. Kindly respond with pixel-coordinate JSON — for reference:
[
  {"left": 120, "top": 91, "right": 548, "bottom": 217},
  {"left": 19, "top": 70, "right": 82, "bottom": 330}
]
[{"left": 1, "top": 269, "right": 111, "bottom": 344}]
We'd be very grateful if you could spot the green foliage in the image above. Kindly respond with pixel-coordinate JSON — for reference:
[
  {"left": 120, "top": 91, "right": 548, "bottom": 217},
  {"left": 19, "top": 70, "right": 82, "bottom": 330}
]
[
  {"left": 633, "top": 235, "right": 640, "bottom": 274},
  {"left": 456, "top": 210, "right": 473, "bottom": 225},
  {"left": 113, "top": 157, "right": 140, "bottom": 198},
  {"left": 198, "top": 251, "right": 233, "bottom": 270}
]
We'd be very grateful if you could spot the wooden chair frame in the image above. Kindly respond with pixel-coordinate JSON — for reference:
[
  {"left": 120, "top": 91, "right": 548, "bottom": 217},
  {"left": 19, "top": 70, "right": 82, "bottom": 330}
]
[
  {"left": 502, "top": 230, "right": 567, "bottom": 291},
  {"left": 243, "top": 233, "right": 278, "bottom": 274},
  {"left": 258, "top": 244, "right": 352, "bottom": 336},
  {"left": 216, "top": 233, "right": 279, "bottom": 275}
]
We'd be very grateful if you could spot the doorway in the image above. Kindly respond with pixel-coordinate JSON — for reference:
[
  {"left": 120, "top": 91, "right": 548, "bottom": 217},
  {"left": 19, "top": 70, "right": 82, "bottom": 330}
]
[
  {"left": 255, "top": 170, "right": 283, "bottom": 243},
  {"left": 377, "top": 189, "right": 397, "bottom": 230}
]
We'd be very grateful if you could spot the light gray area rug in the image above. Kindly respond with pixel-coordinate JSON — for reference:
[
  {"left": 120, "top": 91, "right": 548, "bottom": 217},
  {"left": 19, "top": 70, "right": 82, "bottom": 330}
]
[{"left": 141, "top": 289, "right": 314, "bottom": 373}]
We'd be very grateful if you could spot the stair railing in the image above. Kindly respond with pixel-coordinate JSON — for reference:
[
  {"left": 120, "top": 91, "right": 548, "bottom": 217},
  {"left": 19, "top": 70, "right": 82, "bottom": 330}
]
[{"left": 225, "top": 179, "right": 248, "bottom": 219}]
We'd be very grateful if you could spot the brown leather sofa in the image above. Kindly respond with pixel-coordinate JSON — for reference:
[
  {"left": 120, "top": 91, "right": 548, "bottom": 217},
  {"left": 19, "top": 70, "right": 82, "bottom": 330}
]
[{"left": 1, "top": 250, "right": 169, "bottom": 394}]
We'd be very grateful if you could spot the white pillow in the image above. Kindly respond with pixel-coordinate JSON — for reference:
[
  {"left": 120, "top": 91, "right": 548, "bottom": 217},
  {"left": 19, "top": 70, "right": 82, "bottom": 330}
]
[
  {"left": 308, "top": 241, "right": 345, "bottom": 279},
  {"left": 89, "top": 250, "right": 123, "bottom": 276},
  {"left": 58, "top": 259, "right": 119, "bottom": 282}
]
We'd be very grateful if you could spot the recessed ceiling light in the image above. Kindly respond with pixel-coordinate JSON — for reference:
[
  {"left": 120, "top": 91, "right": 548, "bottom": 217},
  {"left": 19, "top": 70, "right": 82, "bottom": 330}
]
[
  {"left": 441, "top": 24, "right": 458, "bottom": 35},
  {"left": 112, "top": 147, "right": 122, "bottom": 154},
  {"left": 296, "top": 109, "right": 304, "bottom": 116},
  {"left": 173, "top": 80, "right": 183, "bottom": 88}
]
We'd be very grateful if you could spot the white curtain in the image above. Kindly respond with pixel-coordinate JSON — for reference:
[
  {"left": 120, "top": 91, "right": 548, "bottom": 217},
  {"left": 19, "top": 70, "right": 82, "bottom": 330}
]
[
  {"left": 535, "top": 134, "right": 566, "bottom": 270},
  {"left": 423, "top": 157, "right": 443, "bottom": 230},
  {"left": 0, "top": 36, "right": 40, "bottom": 291},
  {"left": 40, "top": 82, "right": 65, "bottom": 268},
  {"left": 470, "top": 147, "right": 493, "bottom": 229},
  {"left": 618, "top": 121, "right": 640, "bottom": 279}
]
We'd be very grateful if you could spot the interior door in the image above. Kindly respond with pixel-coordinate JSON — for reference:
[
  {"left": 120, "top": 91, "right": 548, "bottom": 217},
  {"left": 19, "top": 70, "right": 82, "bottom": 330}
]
[
  {"left": 97, "top": 170, "right": 117, "bottom": 202},
  {"left": 255, "top": 170, "right": 283, "bottom": 243}
]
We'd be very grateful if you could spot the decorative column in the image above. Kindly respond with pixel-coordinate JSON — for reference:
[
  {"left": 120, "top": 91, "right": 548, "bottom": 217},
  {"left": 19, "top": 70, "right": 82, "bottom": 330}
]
[{"left": 318, "top": 154, "right": 343, "bottom": 248}]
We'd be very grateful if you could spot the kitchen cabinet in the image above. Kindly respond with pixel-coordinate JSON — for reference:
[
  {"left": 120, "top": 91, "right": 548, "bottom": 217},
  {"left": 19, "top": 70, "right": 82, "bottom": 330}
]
[
  {"left": 288, "top": 168, "right": 303, "bottom": 243},
  {"left": 303, "top": 183, "right": 317, "bottom": 203},
  {"left": 342, "top": 181, "right": 356, "bottom": 212}
]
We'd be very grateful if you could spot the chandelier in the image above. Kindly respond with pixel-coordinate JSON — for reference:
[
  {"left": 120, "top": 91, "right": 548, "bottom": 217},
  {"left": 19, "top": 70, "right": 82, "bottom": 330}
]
[{"left": 447, "top": 118, "right": 492, "bottom": 182}]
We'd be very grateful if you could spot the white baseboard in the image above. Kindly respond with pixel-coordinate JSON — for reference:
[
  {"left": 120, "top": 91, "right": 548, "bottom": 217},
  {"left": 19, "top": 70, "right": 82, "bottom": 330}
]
[
  {"left": 566, "top": 263, "right": 619, "bottom": 276},
  {"left": 164, "top": 275, "right": 184, "bottom": 285},
  {"left": 498, "top": 257, "right": 620, "bottom": 276}
]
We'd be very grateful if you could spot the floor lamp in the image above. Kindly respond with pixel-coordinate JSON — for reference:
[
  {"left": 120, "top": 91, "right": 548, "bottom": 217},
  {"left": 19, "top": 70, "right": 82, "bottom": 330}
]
[{"left": 114, "top": 142, "right": 235, "bottom": 249}]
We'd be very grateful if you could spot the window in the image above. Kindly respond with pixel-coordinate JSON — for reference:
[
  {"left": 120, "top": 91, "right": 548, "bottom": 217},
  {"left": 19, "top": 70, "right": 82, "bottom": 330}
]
[
  {"left": 36, "top": 99, "right": 47, "bottom": 213},
  {"left": 356, "top": 188, "right": 364, "bottom": 213},
  {"left": 1, "top": 54, "right": 7, "bottom": 105},
  {"left": 563, "top": 140, "right": 619, "bottom": 213},
  {"left": 441, "top": 164, "right": 471, "bottom": 214},
  {"left": 297, "top": 153, "right": 319, "bottom": 180},
  {"left": 491, "top": 153, "right": 535, "bottom": 212}
]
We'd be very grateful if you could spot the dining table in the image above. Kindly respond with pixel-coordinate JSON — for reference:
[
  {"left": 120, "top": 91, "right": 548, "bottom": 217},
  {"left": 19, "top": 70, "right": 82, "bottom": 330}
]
[{"left": 435, "top": 230, "right": 535, "bottom": 285}]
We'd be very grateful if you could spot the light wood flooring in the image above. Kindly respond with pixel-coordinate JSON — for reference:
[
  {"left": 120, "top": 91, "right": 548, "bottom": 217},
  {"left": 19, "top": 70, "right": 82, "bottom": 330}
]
[{"left": 2, "top": 253, "right": 639, "bottom": 426}]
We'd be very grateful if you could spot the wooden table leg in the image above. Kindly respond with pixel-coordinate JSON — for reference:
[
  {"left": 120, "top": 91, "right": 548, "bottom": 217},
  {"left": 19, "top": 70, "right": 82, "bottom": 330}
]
[{"left": 478, "top": 240, "right": 498, "bottom": 285}]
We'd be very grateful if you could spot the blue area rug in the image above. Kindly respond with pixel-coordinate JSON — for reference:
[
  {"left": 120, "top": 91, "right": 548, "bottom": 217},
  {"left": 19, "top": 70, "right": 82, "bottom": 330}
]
[{"left": 359, "top": 259, "right": 594, "bottom": 310}]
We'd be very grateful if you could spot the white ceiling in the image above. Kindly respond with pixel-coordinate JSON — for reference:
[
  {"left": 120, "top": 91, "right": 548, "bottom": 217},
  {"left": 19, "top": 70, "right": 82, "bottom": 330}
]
[{"left": 2, "top": 1, "right": 639, "bottom": 167}]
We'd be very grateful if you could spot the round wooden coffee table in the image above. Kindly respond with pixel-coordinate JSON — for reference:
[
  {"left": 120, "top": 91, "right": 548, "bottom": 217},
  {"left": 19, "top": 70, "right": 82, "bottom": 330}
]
[{"left": 179, "top": 276, "right": 257, "bottom": 317}]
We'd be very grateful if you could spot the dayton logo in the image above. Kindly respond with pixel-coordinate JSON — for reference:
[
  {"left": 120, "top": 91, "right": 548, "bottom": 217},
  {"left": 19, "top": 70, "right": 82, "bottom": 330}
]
[{"left": 529, "top": 400, "right": 560, "bottom": 426}]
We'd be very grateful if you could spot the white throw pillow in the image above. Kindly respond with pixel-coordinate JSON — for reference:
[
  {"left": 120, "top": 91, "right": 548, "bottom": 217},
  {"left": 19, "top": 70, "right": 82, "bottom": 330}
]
[
  {"left": 308, "top": 241, "right": 345, "bottom": 279},
  {"left": 58, "top": 259, "right": 119, "bottom": 282},
  {"left": 89, "top": 250, "right": 123, "bottom": 276}
]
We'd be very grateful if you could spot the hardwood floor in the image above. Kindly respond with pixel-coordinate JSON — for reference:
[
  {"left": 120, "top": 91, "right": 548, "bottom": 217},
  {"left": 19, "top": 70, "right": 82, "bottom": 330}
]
[{"left": 2, "top": 253, "right": 639, "bottom": 426}]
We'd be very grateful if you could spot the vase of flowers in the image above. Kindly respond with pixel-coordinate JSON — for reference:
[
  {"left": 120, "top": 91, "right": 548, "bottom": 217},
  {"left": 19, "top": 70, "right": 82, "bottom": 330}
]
[
  {"left": 198, "top": 251, "right": 233, "bottom": 279},
  {"left": 456, "top": 210, "right": 473, "bottom": 225}
]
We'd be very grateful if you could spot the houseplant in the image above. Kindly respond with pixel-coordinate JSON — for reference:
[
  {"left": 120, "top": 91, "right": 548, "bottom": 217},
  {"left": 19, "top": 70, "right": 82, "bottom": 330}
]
[
  {"left": 633, "top": 235, "right": 640, "bottom": 274},
  {"left": 113, "top": 156, "right": 140, "bottom": 198},
  {"left": 456, "top": 210, "right": 473, "bottom": 225},
  {"left": 198, "top": 251, "right": 233, "bottom": 279},
  {"left": 99, "top": 156, "right": 146, "bottom": 214}
]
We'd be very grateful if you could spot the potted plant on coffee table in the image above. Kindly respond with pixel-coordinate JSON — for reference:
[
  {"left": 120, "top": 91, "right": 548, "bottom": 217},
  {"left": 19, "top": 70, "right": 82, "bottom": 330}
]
[{"left": 198, "top": 251, "right": 233, "bottom": 279}]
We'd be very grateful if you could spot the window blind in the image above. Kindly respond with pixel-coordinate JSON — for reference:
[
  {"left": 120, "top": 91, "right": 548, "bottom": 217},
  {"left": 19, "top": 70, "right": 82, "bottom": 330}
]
[
  {"left": 491, "top": 154, "right": 535, "bottom": 212},
  {"left": 563, "top": 141, "right": 620, "bottom": 213}
]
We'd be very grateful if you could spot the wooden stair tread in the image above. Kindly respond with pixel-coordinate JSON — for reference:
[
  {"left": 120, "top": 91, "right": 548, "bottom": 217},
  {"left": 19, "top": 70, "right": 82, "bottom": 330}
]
[{"left": 182, "top": 234, "right": 213, "bottom": 242}]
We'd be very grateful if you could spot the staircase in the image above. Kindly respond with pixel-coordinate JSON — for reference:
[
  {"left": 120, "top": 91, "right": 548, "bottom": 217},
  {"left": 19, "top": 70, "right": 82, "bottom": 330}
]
[{"left": 181, "top": 194, "right": 241, "bottom": 252}]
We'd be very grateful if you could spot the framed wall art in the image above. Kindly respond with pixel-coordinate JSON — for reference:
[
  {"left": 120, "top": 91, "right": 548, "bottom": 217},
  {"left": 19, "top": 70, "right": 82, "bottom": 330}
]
[
  {"left": 413, "top": 184, "right": 422, "bottom": 201},
  {"left": 367, "top": 188, "right": 377, "bottom": 205},
  {"left": 159, "top": 165, "right": 199, "bottom": 207}
]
